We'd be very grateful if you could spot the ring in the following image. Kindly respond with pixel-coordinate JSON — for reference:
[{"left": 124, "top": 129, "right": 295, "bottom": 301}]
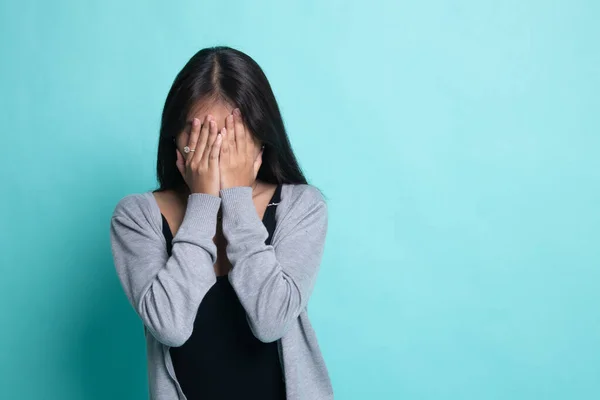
[{"left": 183, "top": 146, "right": 195, "bottom": 153}]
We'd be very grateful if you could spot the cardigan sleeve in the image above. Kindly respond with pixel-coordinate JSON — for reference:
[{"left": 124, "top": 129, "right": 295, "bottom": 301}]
[
  {"left": 109, "top": 192, "right": 221, "bottom": 347},
  {"left": 219, "top": 184, "right": 328, "bottom": 343}
]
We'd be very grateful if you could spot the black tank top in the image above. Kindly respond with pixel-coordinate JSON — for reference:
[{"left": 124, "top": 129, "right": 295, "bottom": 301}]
[{"left": 159, "top": 185, "right": 286, "bottom": 400}]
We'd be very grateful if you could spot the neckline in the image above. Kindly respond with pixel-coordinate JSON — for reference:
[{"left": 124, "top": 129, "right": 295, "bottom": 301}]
[
  {"left": 156, "top": 184, "right": 281, "bottom": 230},
  {"left": 158, "top": 184, "right": 282, "bottom": 281}
]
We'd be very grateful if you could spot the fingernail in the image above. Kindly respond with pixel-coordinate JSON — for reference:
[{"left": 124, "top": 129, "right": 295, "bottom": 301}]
[
  {"left": 233, "top": 108, "right": 240, "bottom": 116},
  {"left": 193, "top": 118, "right": 199, "bottom": 126}
]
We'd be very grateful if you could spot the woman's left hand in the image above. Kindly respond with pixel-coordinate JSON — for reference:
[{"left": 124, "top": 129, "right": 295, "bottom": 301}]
[{"left": 219, "top": 108, "right": 263, "bottom": 190}]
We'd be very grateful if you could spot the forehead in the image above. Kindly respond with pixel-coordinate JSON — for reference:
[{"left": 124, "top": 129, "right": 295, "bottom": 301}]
[{"left": 187, "top": 100, "right": 234, "bottom": 122}]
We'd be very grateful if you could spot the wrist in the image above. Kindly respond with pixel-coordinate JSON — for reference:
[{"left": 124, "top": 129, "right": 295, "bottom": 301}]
[
  {"left": 220, "top": 183, "right": 251, "bottom": 191},
  {"left": 220, "top": 179, "right": 254, "bottom": 191},
  {"left": 219, "top": 186, "right": 261, "bottom": 227},
  {"left": 178, "top": 192, "right": 222, "bottom": 237},
  {"left": 219, "top": 185, "right": 253, "bottom": 200}
]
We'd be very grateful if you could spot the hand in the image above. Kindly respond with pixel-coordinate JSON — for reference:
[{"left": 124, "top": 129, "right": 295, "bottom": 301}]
[
  {"left": 219, "top": 108, "right": 263, "bottom": 190},
  {"left": 176, "top": 114, "right": 223, "bottom": 196}
]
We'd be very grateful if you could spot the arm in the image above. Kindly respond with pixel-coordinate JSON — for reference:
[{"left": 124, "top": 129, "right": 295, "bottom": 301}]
[
  {"left": 109, "top": 192, "right": 221, "bottom": 347},
  {"left": 220, "top": 185, "right": 328, "bottom": 343}
]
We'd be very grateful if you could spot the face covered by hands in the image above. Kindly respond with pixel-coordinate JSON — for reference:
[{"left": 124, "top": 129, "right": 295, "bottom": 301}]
[{"left": 175, "top": 105, "right": 264, "bottom": 195}]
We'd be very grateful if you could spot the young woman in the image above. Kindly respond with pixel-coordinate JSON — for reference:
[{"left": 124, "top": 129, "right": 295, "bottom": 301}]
[{"left": 109, "top": 46, "right": 333, "bottom": 400}]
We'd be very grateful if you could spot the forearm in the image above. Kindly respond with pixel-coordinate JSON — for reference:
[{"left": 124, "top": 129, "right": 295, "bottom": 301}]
[
  {"left": 111, "top": 193, "right": 221, "bottom": 347},
  {"left": 219, "top": 186, "right": 327, "bottom": 343}
]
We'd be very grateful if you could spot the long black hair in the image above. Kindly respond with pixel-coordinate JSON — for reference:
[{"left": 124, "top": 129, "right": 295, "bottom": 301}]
[{"left": 155, "top": 46, "right": 308, "bottom": 193}]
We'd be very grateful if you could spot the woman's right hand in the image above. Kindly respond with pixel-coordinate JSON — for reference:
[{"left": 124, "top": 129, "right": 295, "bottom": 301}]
[{"left": 176, "top": 115, "right": 223, "bottom": 197}]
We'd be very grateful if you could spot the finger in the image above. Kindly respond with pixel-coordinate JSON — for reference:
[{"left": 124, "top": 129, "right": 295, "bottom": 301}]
[
  {"left": 201, "top": 119, "right": 218, "bottom": 164},
  {"left": 225, "top": 112, "right": 235, "bottom": 150},
  {"left": 225, "top": 112, "right": 235, "bottom": 152},
  {"left": 233, "top": 108, "right": 246, "bottom": 155},
  {"left": 220, "top": 127, "right": 230, "bottom": 165},
  {"left": 192, "top": 115, "right": 211, "bottom": 163},
  {"left": 209, "top": 132, "right": 223, "bottom": 166},
  {"left": 176, "top": 148, "right": 185, "bottom": 177},
  {"left": 187, "top": 117, "right": 202, "bottom": 160}
]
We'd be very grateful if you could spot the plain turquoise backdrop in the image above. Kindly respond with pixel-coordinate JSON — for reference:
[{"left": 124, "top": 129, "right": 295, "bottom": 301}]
[{"left": 1, "top": 0, "right": 599, "bottom": 399}]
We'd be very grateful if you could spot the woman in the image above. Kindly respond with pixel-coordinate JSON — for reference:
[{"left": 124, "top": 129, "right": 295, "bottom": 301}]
[{"left": 109, "top": 46, "right": 333, "bottom": 400}]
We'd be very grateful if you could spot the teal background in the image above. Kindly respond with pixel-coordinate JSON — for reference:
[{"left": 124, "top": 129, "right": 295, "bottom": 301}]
[{"left": 1, "top": 0, "right": 599, "bottom": 399}]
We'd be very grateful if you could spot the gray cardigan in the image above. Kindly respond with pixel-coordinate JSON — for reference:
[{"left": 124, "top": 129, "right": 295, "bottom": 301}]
[{"left": 109, "top": 183, "right": 334, "bottom": 400}]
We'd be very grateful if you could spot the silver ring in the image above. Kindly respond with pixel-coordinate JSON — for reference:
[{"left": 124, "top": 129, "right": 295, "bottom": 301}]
[{"left": 183, "top": 146, "right": 195, "bottom": 153}]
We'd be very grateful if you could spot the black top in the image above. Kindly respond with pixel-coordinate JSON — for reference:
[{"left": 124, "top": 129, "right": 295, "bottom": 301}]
[{"left": 159, "top": 185, "right": 286, "bottom": 400}]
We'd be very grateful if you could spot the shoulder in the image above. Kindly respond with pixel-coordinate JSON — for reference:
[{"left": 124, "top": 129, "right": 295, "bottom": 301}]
[
  {"left": 111, "top": 191, "right": 161, "bottom": 232},
  {"left": 278, "top": 183, "right": 328, "bottom": 226},
  {"left": 272, "top": 184, "right": 328, "bottom": 244},
  {"left": 283, "top": 183, "right": 327, "bottom": 208},
  {"left": 112, "top": 192, "right": 151, "bottom": 218}
]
